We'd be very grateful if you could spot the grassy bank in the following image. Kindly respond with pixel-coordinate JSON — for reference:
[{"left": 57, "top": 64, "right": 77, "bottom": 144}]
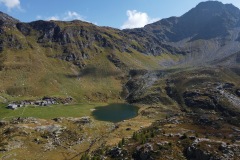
[{"left": 0, "top": 103, "right": 107, "bottom": 120}]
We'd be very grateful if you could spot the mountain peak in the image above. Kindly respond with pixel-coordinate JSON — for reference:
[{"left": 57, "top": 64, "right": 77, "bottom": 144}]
[
  {"left": 188, "top": 1, "right": 240, "bottom": 20},
  {"left": 196, "top": 1, "right": 238, "bottom": 9},
  {"left": 196, "top": 1, "right": 224, "bottom": 8},
  {"left": 161, "top": 0, "right": 240, "bottom": 41},
  {"left": 127, "top": 0, "right": 240, "bottom": 58},
  {"left": 183, "top": 1, "right": 240, "bottom": 17}
]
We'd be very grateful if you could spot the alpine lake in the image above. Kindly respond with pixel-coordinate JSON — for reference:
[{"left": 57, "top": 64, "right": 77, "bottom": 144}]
[{"left": 92, "top": 103, "right": 139, "bottom": 123}]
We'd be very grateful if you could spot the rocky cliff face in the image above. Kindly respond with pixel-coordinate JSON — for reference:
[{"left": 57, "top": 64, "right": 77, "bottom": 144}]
[{"left": 13, "top": 20, "right": 135, "bottom": 68}]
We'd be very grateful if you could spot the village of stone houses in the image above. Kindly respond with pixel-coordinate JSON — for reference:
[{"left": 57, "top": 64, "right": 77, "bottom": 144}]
[{"left": 7, "top": 97, "right": 73, "bottom": 110}]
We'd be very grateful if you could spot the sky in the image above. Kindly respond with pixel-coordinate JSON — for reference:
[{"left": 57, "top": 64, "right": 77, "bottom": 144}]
[{"left": 0, "top": 0, "right": 240, "bottom": 29}]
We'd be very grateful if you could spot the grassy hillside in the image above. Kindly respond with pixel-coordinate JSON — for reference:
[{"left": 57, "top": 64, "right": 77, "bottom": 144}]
[{"left": 0, "top": 20, "right": 179, "bottom": 103}]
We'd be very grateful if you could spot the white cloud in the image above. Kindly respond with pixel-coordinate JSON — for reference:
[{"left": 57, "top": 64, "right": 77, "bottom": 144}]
[
  {"left": 46, "top": 16, "right": 59, "bottom": 21},
  {"left": 121, "top": 10, "right": 160, "bottom": 29},
  {"left": 36, "top": 15, "right": 42, "bottom": 20},
  {"left": 43, "top": 11, "right": 85, "bottom": 21},
  {"left": 63, "top": 11, "right": 84, "bottom": 21},
  {"left": 0, "top": 0, "right": 20, "bottom": 10}
]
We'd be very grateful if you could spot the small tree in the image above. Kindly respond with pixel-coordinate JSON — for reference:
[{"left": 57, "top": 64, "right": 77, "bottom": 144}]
[
  {"left": 151, "top": 131, "right": 155, "bottom": 138},
  {"left": 81, "top": 153, "right": 90, "bottom": 160},
  {"left": 122, "top": 138, "right": 125, "bottom": 145},
  {"left": 141, "top": 136, "right": 147, "bottom": 144},
  {"left": 132, "top": 132, "right": 138, "bottom": 140},
  {"left": 118, "top": 141, "right": 123, "bottom": 148}
]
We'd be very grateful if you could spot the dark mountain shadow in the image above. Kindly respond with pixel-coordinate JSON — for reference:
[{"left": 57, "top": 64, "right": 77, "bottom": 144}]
[{"left": 65, "top": 66, "right": 122, "bottom": 79}]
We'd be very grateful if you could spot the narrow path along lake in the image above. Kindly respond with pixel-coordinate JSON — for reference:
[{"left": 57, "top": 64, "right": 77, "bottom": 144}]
[{"left": 92, "top": 103, "right": 138, "bottom": 123}]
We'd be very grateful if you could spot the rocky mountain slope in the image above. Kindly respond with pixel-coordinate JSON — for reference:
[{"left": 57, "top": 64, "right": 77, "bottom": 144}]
[
  {"left": 0, "top": 13, "right": 164, "bottom": 102},
  {"left": 0, "top": 1, "right": 239, "bottom": 102},
  {"left": 125, "top": 1, "right": 240, "bottom": 65}
]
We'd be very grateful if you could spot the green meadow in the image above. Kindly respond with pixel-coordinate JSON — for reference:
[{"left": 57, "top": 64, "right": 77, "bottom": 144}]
[{"left": 0, "top": 103, "right": 106, "bottom": 120}]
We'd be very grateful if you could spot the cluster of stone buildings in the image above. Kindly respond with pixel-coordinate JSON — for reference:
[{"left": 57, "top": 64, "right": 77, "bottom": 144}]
[{"left": 7, "top": 98, "right": 57, "bottom": 110}]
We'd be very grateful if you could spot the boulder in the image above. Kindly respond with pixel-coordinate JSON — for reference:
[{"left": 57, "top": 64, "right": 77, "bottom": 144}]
[
  {"left": 183, "top": 91, "right": 216, "bottom": 110},
  {"left": 0, "top": 120, "right": 9, "bottom": 126},
  {"left": 133, "top": 143, "right": 154, "bottom": 160},
  {"left": 236, "top": 89, "right": 240, "bottom": 97},
  {"left": 186, "top": 146, "right": 211, "bottom": 160},
  {"left": 108, "top": 147, "right": 124, "bottom": 158},
  {"left": 222, "top": 83, "right": 234, "bottom": 89}
]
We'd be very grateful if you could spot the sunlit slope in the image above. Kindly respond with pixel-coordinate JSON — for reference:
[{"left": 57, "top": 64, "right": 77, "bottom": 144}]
[{"left": 0, "top": 19, "right": 171, "bottom": 102}]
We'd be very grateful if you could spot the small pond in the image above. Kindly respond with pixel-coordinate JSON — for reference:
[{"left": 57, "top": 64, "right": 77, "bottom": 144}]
[{"left": 92, "top": 103, "right": 138, "bottom": 123}]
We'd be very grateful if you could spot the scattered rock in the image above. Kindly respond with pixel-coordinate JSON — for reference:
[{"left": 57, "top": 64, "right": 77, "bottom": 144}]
[
  {"left": 0, "top": 120, "right": 9, "bottom": 126},
  {"left": 67, "top": 117, "right": 91, "bottom": 125},
  {"left": 35, "top": 124, "right": 63, "bottom": 134},
  {"left": 52, "top": 118, "right": 63, "bottom": 123},
  {"left": 4, "top": 140, "right": 23, "bottom": 152},
  {"left": 11, "top": 117, "right": 38, "bottom": 124}
]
